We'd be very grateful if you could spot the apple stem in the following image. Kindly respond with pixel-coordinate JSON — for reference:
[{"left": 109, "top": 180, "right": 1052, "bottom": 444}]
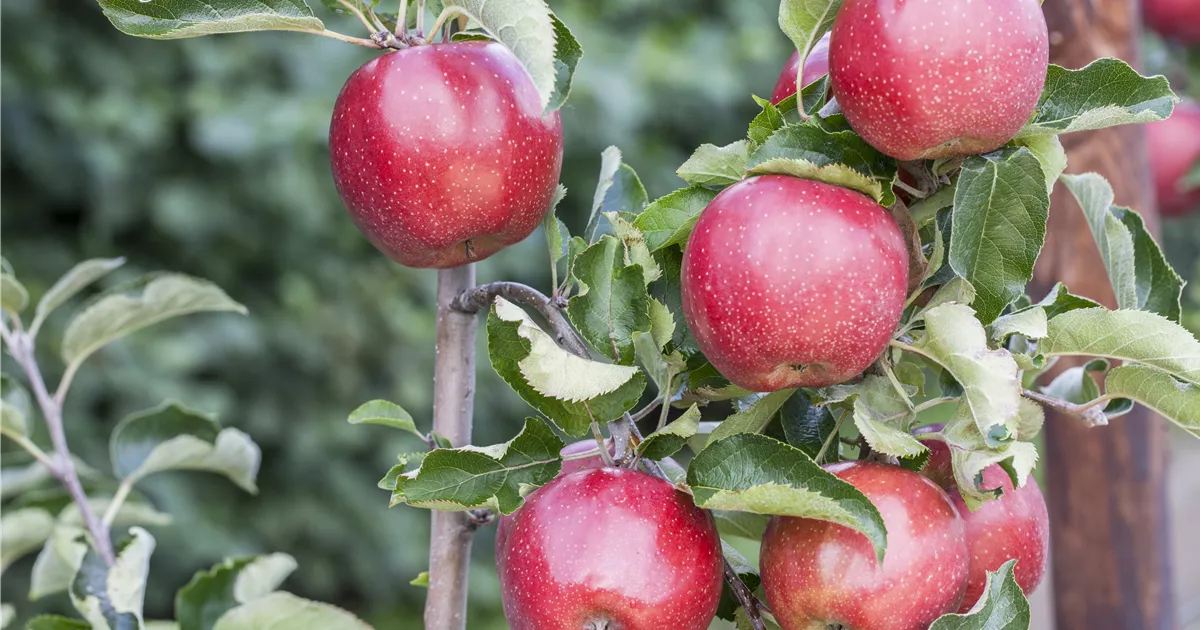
[
  {"left": 337, "top": 0, "right": 382, "bottom": 37},
  {"left": 451, "top": 281, "right": 590, "bottom": 357},
  {"left": 415, "top": 0, "right": 425, "bottom": 38},
  {"left": 425, "top": 264, "right": 480, "bottom": 630}
]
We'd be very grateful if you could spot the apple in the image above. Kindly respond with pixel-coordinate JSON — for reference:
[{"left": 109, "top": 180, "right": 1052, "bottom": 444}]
[
  {"left": 760, "top": 461, "right": 970, "bottom": 630},
  {"left": 1144, "top": 0, "right": 1200, "bottom": 44},
  {"left": 914, "top": 424, "right": 1050, "bottom": 612},
  {"left": 769, "top": 33, "right": 831, "bottom": 105},
  {"left": 329, "top": 42, "right": 564, "bottom": 268},
  {"left": 1146, "top": 100, "right": 1200, "bottom": 217},
  {"left": 497, "top": 467, "right": 724, "bottom": 630},
  {"left": 680, "top": 175, "right": 908, "bottom": 392},
  {"left": 828, "top": 0, "right": 1049, "bottom": 160}
]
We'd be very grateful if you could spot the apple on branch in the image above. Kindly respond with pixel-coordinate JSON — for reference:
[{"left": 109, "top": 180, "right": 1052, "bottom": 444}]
[{"left": 329, "top": 42, "right": 564, "bottom": 268}]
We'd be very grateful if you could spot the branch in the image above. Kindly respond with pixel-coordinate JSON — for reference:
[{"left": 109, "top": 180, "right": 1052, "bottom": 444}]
[
  {"left": 1021, "top": 389, "right": 1110, "bottom": 427},
  {"left": 4, "top": 331, "right": 115, "bottom": 565},
  {"left": 452, "top": 281, "right": 590, "bottom": 357},
  {"left": 725, "top": 561, "right": 768, "bottom": 630}
]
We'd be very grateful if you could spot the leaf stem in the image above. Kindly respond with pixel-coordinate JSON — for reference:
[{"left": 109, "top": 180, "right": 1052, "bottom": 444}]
[
  {"left": 415, "top": 0, "right": 426, "bottom": 38},
  {"left": 588, "top": 413, "right": 616, "bottom": 468},
  {"left": 656, "top": 374, "right": 673, "bottom": 432},
  {"left": 0, "top": 426, "right": 57, "bottom": 471},
  {"left": 423, "top": 7, "right": 458, "bottom": 44},
  {"left": 395, "top": 0, "right": 408, "bottom": 37},
  {"left": 298, "top": 27, "right": 388, "bottom": 48},
  {"left": 102, "top": 479, "right": 134, "bottom": 526},
  {"left": 814, "top": 409, "right": 847, "bottom": 463},
  {"left": 337, "top": 0, "right": 381, "bottom": 35},
  {"left": 1021, "top": 389, "right": 1110, "bottom": 427}
]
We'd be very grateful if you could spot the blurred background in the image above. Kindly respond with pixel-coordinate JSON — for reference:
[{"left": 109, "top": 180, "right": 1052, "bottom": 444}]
[{"left": 1, "top": 0, "right": 1198, "bottom": 628}]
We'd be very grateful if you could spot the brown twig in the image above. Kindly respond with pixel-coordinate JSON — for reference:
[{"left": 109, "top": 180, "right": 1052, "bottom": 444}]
[
  {"left": 452, "top": 281, "right": 591, "bottom": 357},
  {"left": 1021, "top": 389, "right": 1110, "bottom": 428}
]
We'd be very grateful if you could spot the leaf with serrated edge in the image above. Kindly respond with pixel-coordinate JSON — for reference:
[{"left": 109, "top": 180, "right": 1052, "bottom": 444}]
[
  {"left": 1009, "top": 135, "right": 1066, "bottom": 196},
  {"left": 929, "top": 560, "right": 1030, "bottom": 629},
  {"left": 633, "top": 332, "right": 684, "bottom": 396},
  {"left": 441, "top": 0, "right": 556, "bottom": 111},
  {"left": 0, "top": 273, "right": 27, "bottom": 314},
  {"left": 677, "top": 141, "right": 749, "bottom": 188},
  {"left": 177, "top": 553, "right": 298, "bottom": 630},
  {"left": 98, "top": 0, "right": 324, "bottom": 39},
  {"left": 949, "top": 148, "right": 1049, "bottom": 323},
  {"left": 546, "top": 15, "right": 582, "bottom": 113},
  {"left": 713, "top": 511, "right": 770, "bottom": 540},
  {"left": 71, "top": 527, "right": 155, "bottom": 630},
  {"left": 62, "top": 274, "right": 246, "bottom": 369},
  {"left": 1105, "top": 364, "right": 1199, "bottom": 433},
  {"left": 346, "top": 400, "right": 423, "bottom": 439},
  {"left": 1, "top": 508, "right": 54, "bottom": 572},
  {"left": 638, "top": 405, "right": 701, "bottom": 460},
  {"left": 988, "top": 306, "right": 1048, "bottom": 344},
  {"left": 746, "top": 124, "right": 897, "bottom": 205},
  {"left": 1114, "top": 206, "right": 1183, "bottom": 322},
  {"left": 648, "top": 297, "right": 675, "bottom": 351},
  {"left": 633, "top": 187, "right": 719, "bottom": 252},
  {"left": 1042, "top": 308, "right": 1200, "bottom": 385},
  {"left": 941, "top": 406, "right": 1038, "bottom": 508},
  {"left": 851, "top": 376, "right": 927, "bottom": 458},
  {"left": 494, "top": 297, "right": 638, "bottom": 402},
  {"left": 1018, "top": 59, "right": 1178, "bottom": 137},
  {"left": 778, "top": 0, "right": 842, "bottom": 100},
  {"left": 32, "top": 258, "right": 126, "bottom": 332},
  {"left": 687, "top": 433, "right": 887, "bottom": 561},
  {"left": 542, "top": 184, "right": 568, "bottom": 287},
  {"left": 212, "top": 591, "right": 372, "bottom": 630},
  {"left": 914, "top": 304, "right": 1021, "bottom": 445},
  {"left": 605, "top": 212, "right": 661, "bottom": 284},
  {"left": 566, "top": 236, "right": 652, "bottom": 364},
  {"left": 707, "top": 390, "right": 796, "bottom": 445}
]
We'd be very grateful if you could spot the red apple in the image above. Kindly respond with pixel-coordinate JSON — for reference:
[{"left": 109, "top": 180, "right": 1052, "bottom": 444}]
[
  {"left": 329, "top": 42, "right": 564, "bottom": 268},
  {"left": 1146, "top": 100, "right": 1200, "bottom": 217},
  {"left": 915, "top": 424, "right": 1050, "bottom": 612},
  {"left": 680, "top": 175, "right": 908, "bottom": 392},
  {"left": 829, "top": 0, "right": 1049, "bottom": 160},
  {"left": 1144, "top": 0, "right": 1200, "bottom": 44},
  {"left": 760, "top": 461, "right": 970, "bottom": 630},
  {"left": 770, "top": 33, "right": 832, "bottom": 105},
  {"left": 497, "top": 468, "right": 724, "bottom": 630}
]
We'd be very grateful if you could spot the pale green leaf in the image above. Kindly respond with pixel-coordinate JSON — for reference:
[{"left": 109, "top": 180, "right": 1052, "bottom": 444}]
[
  {"left": 212, "top": 592, "right": 372, "bottom": 630},
  {"left": 0, "top": 273, "right": 28, "bottom": 315},
  {"left": 676, "top": 141, "right": 749, "bottom": 188},
  {"left": 851, "top": 376, "right": 927, "bottom": 458},
  {"left": 346, "top": 400, "right": 422, "bottom": 439},
  {"left": 1042, "top": 308, "right": 1200, "bottom": 385},
  {"left": 1104, "top": 364, "right": 1200, "bottom": 434},
  {"left": 929, "top": 560, "right": 1030, "bottom": 629},
  {"left": 32, "top": 258, "right": 126, "bottom": 333},
  {"left": 409, "top": 572, "right": 429, "bottom": 588},
  {"left": 585, "top": 147, "right": 647, "bottom": 241},
  {"left": 1018, "top": 59, "right": 1178, "bottom": 137},
  {"left": 177, "top": 554, "right": 298, "bottom": 630},
  {"left": 988, "top": 306, "right": 1048, "bottom": 344},
  {"left": 98, "top": 0, "right": 324, "bottom": 39},
  {"left": 1, "top": 508, "right": 54, "bottom": 572},
  {"left": 632, "top": 332, "right": 684, "bottom": 396},
  {"left": 647, "top": 297, "right": 675, "bottom": 351},
  {"left": 605, "top": 212, "right": 661, "bottom": 284},
  {"left": 71, "top": 527, "right": 156, "bottom": 630},
  {"left": 1008, "top": 135, "right": 1066, "bottom": 196},
  {"left": 29, "top": 528, "right": 87, "bottom": 600},
  {"left": 637, "top": 405, "right": 701, "bottom": 460}
]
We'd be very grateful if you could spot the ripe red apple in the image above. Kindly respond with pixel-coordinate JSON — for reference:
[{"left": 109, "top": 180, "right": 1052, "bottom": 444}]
[
  {"left": 1144, "top": 0, "right": 1200, "bottom": 44},
  {"left": 497, "top": 468, "right": 724, "bottom": 630},
  {"left": 914, "top": 424, "right": 1049, "bottom": 612},
  {"left": 829, "top": 0, "right": 1049, "bottom": 160},
  {"left": 1146, "top": 100, "right": 1200, "bottom": 217},
  {"left": 769, "top": 33, "right": 831, "bottom": 105},
  {"left": 680, "top": 175, "right": 908, "bottom": 392},
  {"left": 329, "top": 42, "right": 564, "bottom": 268},
  {"left": 760, "top": 461, "right": 970, "bottom": 630}
]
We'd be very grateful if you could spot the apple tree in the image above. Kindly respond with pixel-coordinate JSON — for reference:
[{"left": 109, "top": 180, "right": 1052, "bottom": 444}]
[{"left": 2, "top": 0, "right": 1197, "bottom": 628}]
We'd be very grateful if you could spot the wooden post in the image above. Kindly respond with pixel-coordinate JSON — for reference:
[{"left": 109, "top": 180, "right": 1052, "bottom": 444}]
[{"left": 1035, "top": 2, "right": 1176, "bottom": 628}]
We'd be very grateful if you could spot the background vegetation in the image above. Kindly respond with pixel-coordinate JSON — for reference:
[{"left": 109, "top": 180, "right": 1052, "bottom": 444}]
[{"left": 2, "top": 1, "right": 1198, "bottom": 627}]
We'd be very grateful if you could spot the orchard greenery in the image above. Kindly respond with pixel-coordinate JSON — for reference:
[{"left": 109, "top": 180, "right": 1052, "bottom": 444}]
[{"left": 2, "top": 0, "right": 1196, "bottom": 628}]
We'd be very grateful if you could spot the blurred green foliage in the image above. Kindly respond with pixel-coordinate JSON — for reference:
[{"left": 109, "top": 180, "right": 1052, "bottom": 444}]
[{"left": 2, "top": 1, "right": 1199, "bottom": 628}]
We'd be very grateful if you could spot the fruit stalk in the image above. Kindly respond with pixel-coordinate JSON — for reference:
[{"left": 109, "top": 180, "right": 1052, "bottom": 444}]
[{"left": 425, "top": 264, "right": 480, "bottom": 630}]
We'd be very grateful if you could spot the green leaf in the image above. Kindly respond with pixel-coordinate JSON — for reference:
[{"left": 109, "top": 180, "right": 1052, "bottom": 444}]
[
  {"left": 712, "top": 511, "right": 770, "bottom": 540},
  {"left": 777, "top": 0, "right": 841, "bottom": 95},
  {"left": 779, "top": 393, "right": 838, "bottom": 462},
  {"left": 25, "top": 617, "right": 91, "bottom": 630},
  {"left": 31, "top": 258, "right": 126, "bottom": 333},
  {"left": 346, "top": 400, "right": 423, "bottom": 440},
  {"left": 494, "top": 297, "right": 639, "bottom": 401},
  {"left": 1, "top": 507, "right": 55, "bottom": 572},
  {"left": 605, "top": 212, "right": 661, "bottom": 284},
  {"left": 988, "top": 306, "right": 1048, "bottom": 344},
  {"left": 98, "top": 0, "right": 324, "bottom": 39},
  {"left": 1033, "top": 283, "right": 1101, "bottom": 320},
  {"left": 1060, "top": 174, "right": 1183, "bottom": 321},
  {"left": 1, "top": 375, "right": 31, "bottom": 438},
  {"left": 62, "top": 274, "right": 246, "bottom": 371},
  {"left": 545, "top": 15, "right": 582, "bottom": 113},
  {"left": 110, "top": 402, "right": 261, "bottom": 493},
  {"left": 929, "top": 560, "right": 1030, "bottom": 629},
  {"left": 542, "top": 185, "right": 569, "bottom": 288},
  {"left": 392, "top": 418, "right": 562, "bottom": 513},
  {"left": 650, "top": 247, "right": 697, "bottom": 355},
  {"left": 566, "top": 236, "right": 652, "bottom": 364},
  {"left": 29, "top": 528, "right": 88, "bottom": 601},
  {"left": 913, "top": 304, "right": 1021, "bottom": 446},
  {"left": 1041, "top": 358, "right": 1107, "bottom": 405},
  {"left": 212, "top": 592, "right": 371, "bottom": 630},
  {"left": 1018, "top": 59, "right": 1178, "bottom": 137},
  {"left": 941, "top": 409, "right": 1039, "bottom": 508},
  {"left": 71, "top": 527, "right": 155, "bottom": 630},
  {"left": 851, "top": 376, "right": 927, "bottom": 458},
  {"left": 409, "top": 572, "right": 429, "bottom": 588},
  {"left": 949, "top": 148, "right": 1050, "bottom": 323},
  {"left": 487, "top": 306, "right": 645, "bottom": 436},
  {"left": 749, "top": 96, "right": 789, "bottom": 146},
  {"left": 746, "top": 123, "right": 898, "bottom": 205},
  {"left": 676, "top": 141, "right": 749, "bottom": 188},
  {"left": 441, "top": 0, "right": 556, "bottom": 111},
  {"left": 707, "top": 390, "right": 796, "bottom": 445},
  {"left": 716, "top": 541, "right": 761, "bottom": 621},
  {"left": 1042, "top": 308, "right": 1200, "bottom": 385},
  {"left": 1009, "top": 135, "right": 1066, "bottom": 196},
  {"left": 687, "top": 434, "right": 888, "bottom": 562},
  {"left": 632, "top": 332, "right": 684, "bottom": 396},
  {"left": 633, "top": 187, "right": 719, "bottom": 252},
  {"left": 1, "top": 272, "right": 28, "bottom": 315},
  {"left": 1104, "top": 364, "right": 1200, "bottom": 434},
  {"left": 647, "top": 298, "right": 675, "bottom": 351},
  {"left": 637, "top": 405, "right": 700, "bottom": 460},
  {"left": 176, "top": 554, "right": 298, "bottom": 630},
  {"left": 586, "top": 147, "right": 648, "bottom": 242}
]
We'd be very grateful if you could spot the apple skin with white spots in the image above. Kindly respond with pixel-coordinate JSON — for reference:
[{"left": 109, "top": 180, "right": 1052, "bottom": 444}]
[
  {"left": 680, "top": 175, "right": 908, "bottom": 392},
  {"left": 915, "top": 424, "right": 1050, "bottom": 612},
  {"left": 496, "top": 467, "right": 724, "bottom": 630},
  {"left": 770, "top": 32, "right": 832, "bottom": 105},
  {"left": 760, "top": 461, "right": 970, "bottom": 630},
  {"left": 1144, "top": 0, "right": 1200, "bottom": 44},
  {"left": 329, "top": 42, "right": 564, "bottom": 268},
  {"left": 1146, "top": 100, "right": 1200, "bottom": 217},
  {"left": 829, "top": 0, "right": 1049, "bottom": 160}
]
